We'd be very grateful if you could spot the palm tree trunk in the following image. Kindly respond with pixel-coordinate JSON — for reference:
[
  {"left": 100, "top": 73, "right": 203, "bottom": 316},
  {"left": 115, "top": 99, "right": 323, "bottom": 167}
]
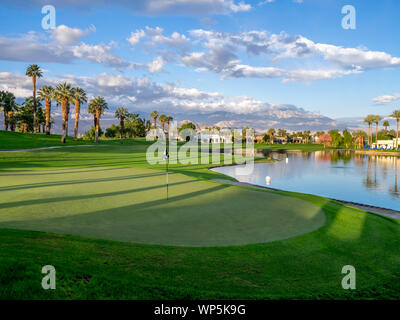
[
  {"left": 153, "top": 118, "right": 156, "bottom": 129},
  {"left": 3, "top": 112, "right": 8, "bottom": 131},
  {"left": 397, "top": 119, "right": 399, "bottom": 150},
  {"left": 74, "top": 101, "right": 80, "bottom": 141},
  {"left": 375, "top": 123, "right": 378, "bottom": 144},
  {"left": 61, "top": 98, "right": 67, "bottom": 143},
  {"left": 32, "top": 75, "right": 37, "bottom": 133},
  {"left": 120, "top": 118, "right": 124, "bottom": 144},
  {"left": 45, "top": 98, "right": 51, "bottom": 135},
  {"left": 369, "top": 124, "right": 372, "bottom": 145},
  {"left": 95, "top": 110, "right": 100, "bottom": 143}
]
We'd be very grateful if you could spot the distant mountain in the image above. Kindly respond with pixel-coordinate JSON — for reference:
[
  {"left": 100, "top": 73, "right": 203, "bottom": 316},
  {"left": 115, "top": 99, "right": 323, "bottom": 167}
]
[{"left": 0, "top": 108, "right": 371, "bottom": 134}]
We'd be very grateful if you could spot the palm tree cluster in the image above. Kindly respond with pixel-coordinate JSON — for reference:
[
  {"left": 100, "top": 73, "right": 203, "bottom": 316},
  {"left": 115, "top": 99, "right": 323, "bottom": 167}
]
[
  {"left": 149, "top": 110, "right": 173, "bottom": 137},
  {"left": 364, "top": 112, "right": 400, "bottom": 149},
  {"left": 1, "top": 64, "right": 110, "bottom": 143}
]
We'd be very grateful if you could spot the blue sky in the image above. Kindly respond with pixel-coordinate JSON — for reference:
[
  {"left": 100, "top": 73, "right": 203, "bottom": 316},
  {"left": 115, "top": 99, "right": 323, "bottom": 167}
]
[{"left": 1, "top": 0, "right": 400, "bottom": 130}]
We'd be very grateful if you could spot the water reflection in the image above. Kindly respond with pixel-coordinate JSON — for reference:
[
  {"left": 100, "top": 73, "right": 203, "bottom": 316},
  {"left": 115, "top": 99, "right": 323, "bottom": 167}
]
[{"left": 212, "top": 150, "right": 400, "bottom": 210}]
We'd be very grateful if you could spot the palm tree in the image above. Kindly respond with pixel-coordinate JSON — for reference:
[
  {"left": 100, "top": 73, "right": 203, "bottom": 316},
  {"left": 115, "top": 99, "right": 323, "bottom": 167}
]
[
  {"left": 363, "top": 115, "right": 375, "bottom": 146},
  {"left": 88, "top": 96, "right": 108, "bottom": 143},
  {"left": 158, "top": 114, "right": 167, "bottom": 133},
  {"left": 353, "top": 130, "right": 366, "bottom": 149},
  {"left": 37, "top": 85, "right": 53, "bottom": 135},
  {"left": 150, "top": 110, "right": 159, "bottom": 129},
  {"left": 53, "top": 82, "right": 73, "bottom": 143},
  {"left": 25, "top": 64, "right": 43, "bottom": 133},
  {"left": 267, "top": 128, "right": 276, "bottom": 144},
  {"left": 390, "top": 110, "right": 400, "bottom": 150},
  {"left": 0, "top": 91, "right": 16, "bottom": 131},
  {"left": 373, "top": 115, "right": 382, "bottom": 144},
  {"left": 166, "top": 115, "right": 173, "bottom": 138},
  {"left": 71, "top": 87, "right": 87, "bottom": 141},
  {"left": 383, "top": 120, "right": 390, "bottom": 133},
  {"left": 115, "top": 107, "right": 129, "bottom": 144}
]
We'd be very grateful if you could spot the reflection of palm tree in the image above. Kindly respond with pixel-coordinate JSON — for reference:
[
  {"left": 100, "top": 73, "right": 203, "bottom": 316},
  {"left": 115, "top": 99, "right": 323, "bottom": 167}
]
[
  {"left": 389, "top": 157, "right": 399, "bottom": 197},
  {"left": 365, "top": 156, "right": 372, "bottom": 189}
]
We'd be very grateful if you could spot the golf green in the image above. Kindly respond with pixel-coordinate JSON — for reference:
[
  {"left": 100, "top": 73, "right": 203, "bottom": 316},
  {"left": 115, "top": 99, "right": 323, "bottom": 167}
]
[{"left": 0, "top": 166, "right": 325, "bottom": 246}]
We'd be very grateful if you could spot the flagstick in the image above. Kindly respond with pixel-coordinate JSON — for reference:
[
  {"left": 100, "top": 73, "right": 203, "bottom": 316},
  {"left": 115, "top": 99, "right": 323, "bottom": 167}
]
[{"left": 166, "top": 157, "right": 169, "bottom": 201}]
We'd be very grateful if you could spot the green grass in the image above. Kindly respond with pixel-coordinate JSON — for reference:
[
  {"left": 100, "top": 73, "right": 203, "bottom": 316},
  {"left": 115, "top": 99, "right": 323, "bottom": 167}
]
[
  {"left": 0, "top": 167, "right": 324, "bottom": 246},
  {"left": 0, "top": 131, "right": 95, "bottom": 150},
  {"left": 0, "top": 131, "right": 399, "bottom": 299}
]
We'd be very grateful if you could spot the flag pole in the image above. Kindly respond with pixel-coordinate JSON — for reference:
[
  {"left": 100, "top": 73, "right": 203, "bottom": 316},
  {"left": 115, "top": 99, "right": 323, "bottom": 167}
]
[{"left": 164, "top": 130, "right": 169, "bottom": 201}]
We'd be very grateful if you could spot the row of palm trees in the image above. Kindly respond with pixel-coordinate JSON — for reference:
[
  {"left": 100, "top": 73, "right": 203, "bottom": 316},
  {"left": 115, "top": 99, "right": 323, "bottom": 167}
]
[
  {"left": 364, "top": 111, "right": 400, "bottom": 149},
  {"left": 24, "top": 64, "right": 108, "bottom": 143},
  {"left": 150, "top": 110, "right": 173, "bottom": 133}
]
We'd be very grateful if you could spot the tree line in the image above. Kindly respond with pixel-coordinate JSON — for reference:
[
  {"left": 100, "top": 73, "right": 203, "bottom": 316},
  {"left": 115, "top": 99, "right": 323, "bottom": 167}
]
[{"left": 0, "top": 64, "right": 154, "bottom": 143}]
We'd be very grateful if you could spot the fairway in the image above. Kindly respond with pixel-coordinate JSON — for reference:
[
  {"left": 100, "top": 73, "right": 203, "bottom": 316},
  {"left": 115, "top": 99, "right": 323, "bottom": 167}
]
[{"left": 0, "top": 166, "right": 325, "bottom": 246}]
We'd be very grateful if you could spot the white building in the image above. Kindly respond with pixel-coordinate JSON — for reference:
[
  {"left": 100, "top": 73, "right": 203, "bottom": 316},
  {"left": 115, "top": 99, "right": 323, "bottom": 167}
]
[{"left": 372, "top": 138, "right": 400, "bottom": 149}]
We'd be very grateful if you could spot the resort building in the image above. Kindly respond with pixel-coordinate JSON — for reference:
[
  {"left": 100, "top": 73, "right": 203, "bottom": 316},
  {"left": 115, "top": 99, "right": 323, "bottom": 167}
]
[{"left": 372, "top": 138, "right": 400, "bottom": 149}]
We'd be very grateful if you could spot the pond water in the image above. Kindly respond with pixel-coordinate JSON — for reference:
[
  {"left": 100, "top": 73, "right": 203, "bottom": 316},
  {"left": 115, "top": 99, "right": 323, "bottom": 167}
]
[{"left": 211, "top": 150, "right": 400, "bottom": 210}]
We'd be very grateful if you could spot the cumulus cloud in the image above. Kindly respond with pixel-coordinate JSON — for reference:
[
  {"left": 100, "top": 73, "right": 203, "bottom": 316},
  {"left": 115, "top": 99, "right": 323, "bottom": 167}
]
[
  {"left": 372, "top": 93, "right": 400, "bottom": 104},
  {"left": 50, "top": 24, "right": 96, "bottom": 45},
  {"left": 1, "top": 71, "right": 339, "bottom": 130},
  {"left": 0, "top": 27, "right": 164, "bottom": 73},
  {"left": 127, "top": 26, "right": 190, "bottom": 51},
  {"left": 179, "top": 29, "right": 400, "bottom": 81}
]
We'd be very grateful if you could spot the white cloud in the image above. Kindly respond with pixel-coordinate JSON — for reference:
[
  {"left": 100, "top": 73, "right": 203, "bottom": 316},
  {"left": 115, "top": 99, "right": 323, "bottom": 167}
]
[
  {"left": 50, "top": 24, "right": 96, "bottom": 45},
  {"left": 181, "top": 29, "right": 400, "bottom": 81},
  {"left": 0, "top": 28, "right": 164, "bottom": 73},
  {"left": 372, "top": 93, "right": 400, "bottom": 104},
  {"left": 1, "top": 71, "right": 338, "bottom": 130},
  {"left": 127, "top": 26, "right": 190, "bottom": 51},
  {"left": 147, "top": 56, "right": 165, "bottom": 73}
]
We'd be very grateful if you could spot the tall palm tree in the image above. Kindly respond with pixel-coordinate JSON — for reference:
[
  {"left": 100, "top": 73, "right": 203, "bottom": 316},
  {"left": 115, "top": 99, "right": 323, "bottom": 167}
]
[
  {"left": 53, "top": 82, "right": 73, "bottom": 143},
  {"left": 150, "top": 110, "right": 159, "bottom": 129},
  {"left": 383, "top": 120, "right": 390, "bottom": 133},
  {"left": 166, "top": 115, "right": 173, "bottom": 138},
  {"left": 115, "top": 107, "right": 129, "bottom": 144},
  {"left": 353, "top": 130, "right": 366, "bottom": 149},
  {"left": 158, "top": 114, "right": 167, "bottom": 133},
  {"left": 390, "top": 110, "right": 400, "bottom": 150},
  {"left": 373, "top": 115, "right": 382, "bottom": 144},
  {"left": 267, "top": 128, "right": 276, "bottom": 144},
  {"left": 37, "top": 85, "right": 53, "bottom": 135},
  {"left": 0, "top": 91, "right": 17, "bottom": 131},
  {"left": 71, "top": 87, "right": 87, "bottom": 141},
  {"left": 363, "top": 115, "right": 375, "bottom": 146},
  {"left": 88, "top": 96, "right": 108, "bottom": 143},
  {"left": 25, "top": 64, "right": 43, "bottom": 133}
]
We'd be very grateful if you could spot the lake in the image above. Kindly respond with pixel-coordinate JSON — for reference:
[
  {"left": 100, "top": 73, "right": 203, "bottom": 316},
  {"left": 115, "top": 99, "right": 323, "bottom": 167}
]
[{"left": 211, "top": 150, "right": 400, "bottom": 210}]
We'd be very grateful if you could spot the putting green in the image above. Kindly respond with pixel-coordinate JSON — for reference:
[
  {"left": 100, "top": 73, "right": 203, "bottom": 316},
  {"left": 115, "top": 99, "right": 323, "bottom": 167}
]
[{"left": 0, "top": 167, "right": 325, "bottom": 246}]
